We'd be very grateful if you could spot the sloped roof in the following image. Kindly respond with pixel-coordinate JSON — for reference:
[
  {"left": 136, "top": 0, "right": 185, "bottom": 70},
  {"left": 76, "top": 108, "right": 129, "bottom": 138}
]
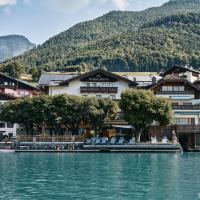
[
  {"left": 38, "top": 73, "right": 78, "bottom": 86},
  {"left": 151, "top": 73, "right": 200, "bottom": 91},
  {"left": 0, "top": 73, "right": 39, "bottom": 90},
  {"left": 60, "top": 69, "right": 138, "bottom": 86},
  {"left": 161, "top": 65, "right": 200, "bottom": 77}
]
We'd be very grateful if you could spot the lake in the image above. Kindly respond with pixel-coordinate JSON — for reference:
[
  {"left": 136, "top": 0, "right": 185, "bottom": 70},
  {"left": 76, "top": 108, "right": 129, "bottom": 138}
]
[{"left": 0, "top": 153, "right": 200, "bottom": 200}]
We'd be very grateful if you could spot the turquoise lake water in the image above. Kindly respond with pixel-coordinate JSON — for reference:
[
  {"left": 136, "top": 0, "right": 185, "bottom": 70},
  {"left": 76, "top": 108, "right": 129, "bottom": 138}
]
[{"left": 0, "top": 153, "right": 200, "bottom": 200}]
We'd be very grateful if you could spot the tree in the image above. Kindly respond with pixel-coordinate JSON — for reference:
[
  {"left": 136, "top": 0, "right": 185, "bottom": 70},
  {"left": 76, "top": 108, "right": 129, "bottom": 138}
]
[
  {"left": 0, "top": 62, "right": 24, "bottom": 78},
  {"left": 0, "top": 95, "right": 118, "bottom": 136},
  {"left": 29, "top": 67, "right": 42, "bottom": 82},
  {"left": 0, "top": 98, "right": 35, "bottom": 135},
  {"left": 119, "top": 89, "right": 173, "bottom": 142},
  {"left": 86, "top": 97, "right": 118, "bottom": 134}
]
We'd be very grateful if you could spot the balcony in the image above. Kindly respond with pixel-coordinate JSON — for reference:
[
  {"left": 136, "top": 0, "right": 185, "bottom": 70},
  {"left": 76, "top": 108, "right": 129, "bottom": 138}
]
[
  {"left": 156, "top": 91, "right": 194, "bottom": 95},
  {"left": 80, "top": 87, "right": 118, "bottom": 94},
  {"left": 150, "top": 125, "right": 200, "bottom": 135},
  {"left": 172, "top": 105, "right": 200, "bottom": 110}
]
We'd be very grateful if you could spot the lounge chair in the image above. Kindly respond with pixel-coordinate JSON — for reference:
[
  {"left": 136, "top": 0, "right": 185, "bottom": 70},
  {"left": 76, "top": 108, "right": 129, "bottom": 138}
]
[
  {"left": 118, "top": 137, "right": 124, "bottom": 145},
  {"left": 85, "top": 139, "right": 92, "bottom": 145},
  {"left": 162, "top": 137, "right": 168, "bottom": 144},
  {"left": 101, "top": 137, "right": 108, "bottom": 145},
  {"left": 91, "top": 137, "right": 96, "bottom": 144},
  {"left": 95, "top": 138, "right": 101, "bottom": 145},
  {"left": 128, "top": 138, "right": 135, "bottom": 145},
  {"left": 110, "top": 137, "right": 116, "bottom": 145},
  {"left": 151, "top": 136, "right": 157, "bottom": 144}
]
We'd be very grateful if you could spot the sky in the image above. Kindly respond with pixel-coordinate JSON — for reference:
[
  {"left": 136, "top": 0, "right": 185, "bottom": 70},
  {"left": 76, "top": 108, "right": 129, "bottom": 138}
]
[{"left": 0, "top": 0, "right": 169, "bottom": 44}]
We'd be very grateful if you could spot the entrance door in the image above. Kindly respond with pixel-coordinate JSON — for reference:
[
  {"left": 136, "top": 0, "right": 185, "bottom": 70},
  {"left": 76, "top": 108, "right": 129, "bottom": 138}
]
[{"left": 179, "top": 135, "right": 189, "bottom": 151}]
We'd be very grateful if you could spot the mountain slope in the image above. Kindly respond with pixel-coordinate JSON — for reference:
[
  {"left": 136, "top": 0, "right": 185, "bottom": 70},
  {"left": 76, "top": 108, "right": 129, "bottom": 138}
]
[
  {"left": 0, "top": 35, "right": 35, "bottom": 62},
  {"left": 5, "top": 0, "right": 200, "bottom": 72}
]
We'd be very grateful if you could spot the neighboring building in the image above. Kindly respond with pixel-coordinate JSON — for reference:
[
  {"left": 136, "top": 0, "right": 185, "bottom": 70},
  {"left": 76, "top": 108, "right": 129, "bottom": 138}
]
[
  {"left": 161, "top": 64, "right": 200, "bottom": 83},
  {"left": 150, "top": 65, "right": 200, "bottom": 151},
  {"left": 121, "top": 74, "right": 161, "bottom": 87},
  {"left": 0, "top": 73, "right": 39, "bottom": 97},
  {"left": 38, "top": 69, "right": 137, "bottom": 100},
  {"left": 0, "top": 73, "right": 40, "bottom": 141},
  {"left": 0, "top": 93, "right": 18, "bottom": 142}
]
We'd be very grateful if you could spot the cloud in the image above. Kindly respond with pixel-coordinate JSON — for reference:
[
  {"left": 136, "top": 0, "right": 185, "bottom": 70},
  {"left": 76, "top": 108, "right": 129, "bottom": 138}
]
[
  {"left": 46, "top": 0, "right": 90, "bottom": 13},
  {"left": 46, "top": 0, "right": 131, "bottom": 14},
  {"left": 0, "top": 0, "right": 17, "bottom": 6},
  {"left": 112, "top": 0, "right": 129, "bottom": 10}
]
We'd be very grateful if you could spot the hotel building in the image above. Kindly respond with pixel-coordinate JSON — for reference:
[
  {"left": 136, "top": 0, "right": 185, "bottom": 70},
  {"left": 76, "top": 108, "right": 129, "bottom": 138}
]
[{"left": 0, "top": 73, "right": 39, "bottom": 142}]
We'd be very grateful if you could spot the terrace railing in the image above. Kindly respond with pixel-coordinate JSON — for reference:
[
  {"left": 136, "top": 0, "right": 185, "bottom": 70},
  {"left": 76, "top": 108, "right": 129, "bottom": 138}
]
[
  {"left": 150, "top": 125, "right": 200, "bottom": 135},
  {"left": 172, "top": 105, "right": 200, "bottom": 110},
  {"left": 156, "top": 91, "right": 194, "bottom": 95},
  {"left": 17, "top": 135, "right": 84, "bottom": 142},
  {"left": 80, "top": 87, "right": 118, "bottom": 94}
]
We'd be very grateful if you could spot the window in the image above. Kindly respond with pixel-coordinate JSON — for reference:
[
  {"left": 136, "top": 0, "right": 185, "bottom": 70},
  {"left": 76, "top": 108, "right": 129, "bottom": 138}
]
[
  {"left": 109, "top": 95, "right": 116, "bottom": 100},
  {"left": 96, "top": 95, "right": 102, "bottom": 99},
  {"left": 173, "top": 118, "right": 195, "bottom": 125},
  {"left": 92, "top": 83, "right": 97, "bottom": 87},
  {"left": 19, "top": 90, "right": 29, "bottom": 96},
  {"left": 0, "top": 123, "right": 5, "bottom": 128},
  {"left": 84, "top": 83, "right": 90, "bottom": 87},
  {"left": 82, "top": 95, "right": 88, "bottom": 97},
  {"left": 107, "top": 83, "right": 114, "bottom": 87},
  {"left": 4, "top": 82, "right": 8, "bottom": 85},
  {"left": 162, "top": 86, "right": 184, "bottom": 92},
  {"left": 7, "top": 123, "right": 14, "bottom": 128}
]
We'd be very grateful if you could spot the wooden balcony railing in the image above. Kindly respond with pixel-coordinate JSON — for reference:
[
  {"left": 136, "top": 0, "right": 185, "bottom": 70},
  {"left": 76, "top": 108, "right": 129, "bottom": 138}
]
[
  {"left": 176, "top": 125, "right": 200, "bottom": 133},
  {"left": 80, "top": 87, "right": 118, "bottom": 94},
  {"left": 172, "top": 105, "right": 200, "bottom": 110},
  {"left": 156, "top": 91, "right": 194, "bottom": 95},
  {"left": 150, "top": 125, "right": 200, "bottom": 135}
]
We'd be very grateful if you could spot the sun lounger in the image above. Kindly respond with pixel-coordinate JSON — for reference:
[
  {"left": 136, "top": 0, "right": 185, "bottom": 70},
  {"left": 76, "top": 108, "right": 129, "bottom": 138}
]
[
  {"left": 101, "top": 137, "right": 108, "bottom": 145},
  {"left": 128, "top": 138, "right": 135, "bottom": 145},
  {"left": 110, "top": 137, "right": 116, "bottom": 145},
  {"left": 162, "top": 137, "right": 168, "bottom": 144},
  {"left": 118, "top": 137, "right": 124, "bottom": 145},
  {"left": 151, "top": 136, "right": 157, "bottom": 144},
  {"left": 85, "top": 139, "right": 92, "bottom": 145},
  {"left": 91, "top": 137, "right": 96, "bottom": 144},
  {"left": 95, "top": 138, "right": 101, "bottom": 145}
]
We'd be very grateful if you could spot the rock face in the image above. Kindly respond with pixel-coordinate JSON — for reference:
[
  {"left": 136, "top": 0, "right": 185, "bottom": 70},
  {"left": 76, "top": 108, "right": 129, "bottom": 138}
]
[{"left": 0, "top": 35, "right": 35, "bottom": 62}]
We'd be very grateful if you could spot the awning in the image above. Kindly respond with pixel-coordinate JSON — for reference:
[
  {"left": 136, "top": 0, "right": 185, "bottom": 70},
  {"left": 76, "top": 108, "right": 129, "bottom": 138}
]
[{"left": 112, "top": 125, "right": 133, "bottom": 129}]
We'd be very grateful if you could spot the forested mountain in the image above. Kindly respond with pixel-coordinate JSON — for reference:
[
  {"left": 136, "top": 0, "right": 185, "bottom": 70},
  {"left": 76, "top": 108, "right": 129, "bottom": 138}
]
[
  {"left": 4, "top": 0, "right": 200, "bottom": 72},
  {"left": 0, "top": 35, "right": 35, "bottom": 62}
]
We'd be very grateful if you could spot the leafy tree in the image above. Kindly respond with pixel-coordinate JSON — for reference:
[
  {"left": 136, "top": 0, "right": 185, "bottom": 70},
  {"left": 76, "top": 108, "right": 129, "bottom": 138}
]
[
  {"left": 4, "top": 5, "right": 200, "bottom": 72},
  {"left": 0, "top": 62, "right": 24, "bottom": 78},
  {"left": 119, "top": 89, "right": 173, "bottom": 142},
  {"left": 84, "top": 97, "right": 118, "bottom": 134},
  {"left": 29, "top": 67, "right": 42, "bottom": 82},
  {"left": 0, "top": 95, "right": 118, "bottom": 136}
]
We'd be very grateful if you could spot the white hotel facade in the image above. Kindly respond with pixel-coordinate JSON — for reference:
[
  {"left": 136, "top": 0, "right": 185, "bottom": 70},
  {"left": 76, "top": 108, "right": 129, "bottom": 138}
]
[{"left": 38, "top": 69, "right": 138, "bottom": 99}]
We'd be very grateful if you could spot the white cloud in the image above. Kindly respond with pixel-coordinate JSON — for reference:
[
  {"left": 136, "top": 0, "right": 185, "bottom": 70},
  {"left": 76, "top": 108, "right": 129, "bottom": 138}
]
[
  {"left": 47, "top": 0, "right": 91, "bottom": 13},
  {"left": 112, "top": 0, "right": 129, "bottom": 10},
  {"left": 0, "top": 0, "right": 17, "bottom": 6},
  {"left": 46, "top": 0, "right": 131, "bottom": 14}
]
